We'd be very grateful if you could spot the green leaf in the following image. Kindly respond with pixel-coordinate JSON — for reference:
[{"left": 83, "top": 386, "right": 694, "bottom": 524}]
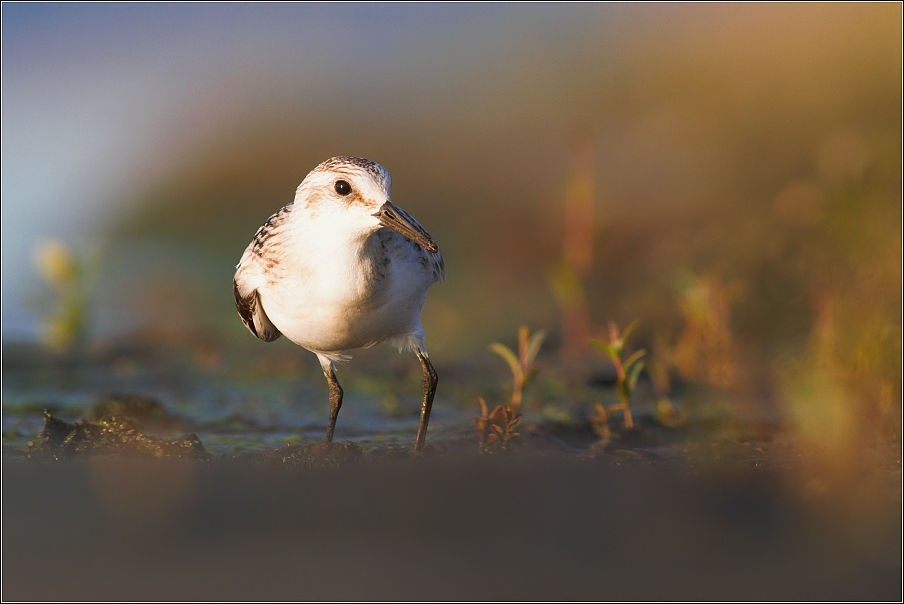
[
  {"left": 489, "top": 343, "right": 522, "bottom": 382},
  {"left": 589, "top": 338, "right": 606, "bottom": 352},
  {"left": 623, "top": 349, "right": 647, "bottom": 374},
  {"left": 526, "top": 330, "right": 546, "bottom": 365},
  {"left": 627, "top": 360, "right": 645, "bottom": 392},
  {"left": 621, "top": 319, "right": 640, "bottom": 343},
  {"left": 590, "top": 339, "right": 620, "bottom": 363}
]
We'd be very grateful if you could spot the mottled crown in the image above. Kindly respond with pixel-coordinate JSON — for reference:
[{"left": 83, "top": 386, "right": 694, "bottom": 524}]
[{"left": 311, "top": 156, "right": 390, "bottom": 190}]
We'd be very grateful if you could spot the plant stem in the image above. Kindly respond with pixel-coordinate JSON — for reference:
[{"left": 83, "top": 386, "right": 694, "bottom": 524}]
[
  {"left": 620, "top": 383, "right": 634, "bottom": 429},
  {"left": 623, "top": 403, "right": 634, "bottom": 429},
  {"left": 511, "top": 375, "right": 523, "bottom": 409}
]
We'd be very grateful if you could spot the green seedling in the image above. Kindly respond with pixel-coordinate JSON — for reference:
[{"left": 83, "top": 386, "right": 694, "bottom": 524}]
[
  {"left": 489, "top": 325, "right": 546, "bottom": 411},
  {"left": 591, "top": 320, "right": 646, "bottom": 430},
  {"left": 476, "top": 325, "right": 544, "bottom": 452},
  {"left": 474, "top": 396, "right": 522, "bottom": 453},
  {"left": 32, "top": 239, "right": 94, "bottom": 352}
]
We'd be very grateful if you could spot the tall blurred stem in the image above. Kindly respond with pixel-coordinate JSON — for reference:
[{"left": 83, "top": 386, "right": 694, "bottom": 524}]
[{"left": 553, "top": 137, "right": 595, "bottom": 359}]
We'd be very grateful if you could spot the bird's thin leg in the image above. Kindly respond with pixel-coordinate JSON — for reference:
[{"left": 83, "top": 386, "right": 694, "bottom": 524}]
[
  {"left": 414, "top": 351, "right": 438, "bottom": 452},
  {"left": 321, "top": 361, "right": 343, "bottom": 443}
]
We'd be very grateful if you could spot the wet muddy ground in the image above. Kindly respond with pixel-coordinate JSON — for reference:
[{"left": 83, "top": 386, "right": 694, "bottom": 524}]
[{"left": 2, "top": 343, "right": 901, "bottom": 600}]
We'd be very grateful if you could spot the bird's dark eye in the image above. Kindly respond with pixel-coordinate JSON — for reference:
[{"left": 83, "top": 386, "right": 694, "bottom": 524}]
[{"left": 335, "top": 180, "right": 351, "bottom": 196}]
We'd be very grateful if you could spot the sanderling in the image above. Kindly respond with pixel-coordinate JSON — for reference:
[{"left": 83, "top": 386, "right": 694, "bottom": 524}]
[{"left": 233, "top": 156, "right": 444, "bottom": 451}]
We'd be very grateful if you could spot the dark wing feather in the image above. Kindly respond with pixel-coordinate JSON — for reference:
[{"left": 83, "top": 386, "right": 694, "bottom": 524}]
[
  {"left": 233, "top": 279, "right": 281, "bottom": 342},
  {"left": 394, "top": 205, "right": 445, "bottom": 283}
]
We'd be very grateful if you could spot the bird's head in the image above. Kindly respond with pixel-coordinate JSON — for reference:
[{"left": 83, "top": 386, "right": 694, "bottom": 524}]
[{"left": 295, "top": 156, "right": 438, "bottom": 253}]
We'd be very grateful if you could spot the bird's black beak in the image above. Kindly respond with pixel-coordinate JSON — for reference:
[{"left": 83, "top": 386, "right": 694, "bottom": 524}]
[{"left": 374, "top": 202, "right": 439, "bottom": 253}]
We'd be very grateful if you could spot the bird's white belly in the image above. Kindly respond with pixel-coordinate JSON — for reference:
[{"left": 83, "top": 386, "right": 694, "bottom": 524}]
[{"left": 258, "top": 256, "right": 427, "bottom": 354}]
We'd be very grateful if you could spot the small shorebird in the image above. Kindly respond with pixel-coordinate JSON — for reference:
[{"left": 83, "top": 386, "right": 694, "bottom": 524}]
[{"left": 233, "top": 156, "right": 444, "bottom": 451}]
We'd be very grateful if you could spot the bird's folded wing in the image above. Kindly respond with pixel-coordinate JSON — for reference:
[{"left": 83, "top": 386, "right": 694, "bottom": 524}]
[
  {"left": 395, "top": 205, "right": 445, "bottom": 283},
  {"left": 234, "top": 253, "right": 281, "bottom": 342}
]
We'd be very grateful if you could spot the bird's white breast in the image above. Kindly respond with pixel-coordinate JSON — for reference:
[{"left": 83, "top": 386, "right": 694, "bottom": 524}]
[{"left": 246, "top": 204, "right": 436, "bottom": 355}]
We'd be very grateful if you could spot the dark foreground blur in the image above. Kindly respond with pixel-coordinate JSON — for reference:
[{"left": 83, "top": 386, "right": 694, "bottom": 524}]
[{"left": 3, "top": 455, "right": 900, "bottom": 601}]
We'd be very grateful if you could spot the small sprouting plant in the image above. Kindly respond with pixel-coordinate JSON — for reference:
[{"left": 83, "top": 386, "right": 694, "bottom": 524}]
[
  {"left": 489, "top": 325, "right": 546, "bottom": 411},
  {"left": 475, "top": 325, "right": 545, "bottom": 453},
  {"left": 33, "top": 240, "right": 94, "bottom": 352},
  {"left": 591, "top": 320, "right": 646, "bottom": 430},
  {"left": 474, "top": 396, "right": 522, "bottom": 453}
]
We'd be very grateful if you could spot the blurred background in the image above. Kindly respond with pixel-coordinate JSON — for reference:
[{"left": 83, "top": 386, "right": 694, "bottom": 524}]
[
  {"left": 2, "top": 4, "right": 901, "bottom": 449},
  {"left": 2, "top": 7, "right": 901, "bottom": 600}
]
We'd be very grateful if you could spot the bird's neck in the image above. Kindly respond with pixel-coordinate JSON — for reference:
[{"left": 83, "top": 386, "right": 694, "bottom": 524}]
[{"left": 289, "top": 212, "right": 384, "bottom": 295}]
